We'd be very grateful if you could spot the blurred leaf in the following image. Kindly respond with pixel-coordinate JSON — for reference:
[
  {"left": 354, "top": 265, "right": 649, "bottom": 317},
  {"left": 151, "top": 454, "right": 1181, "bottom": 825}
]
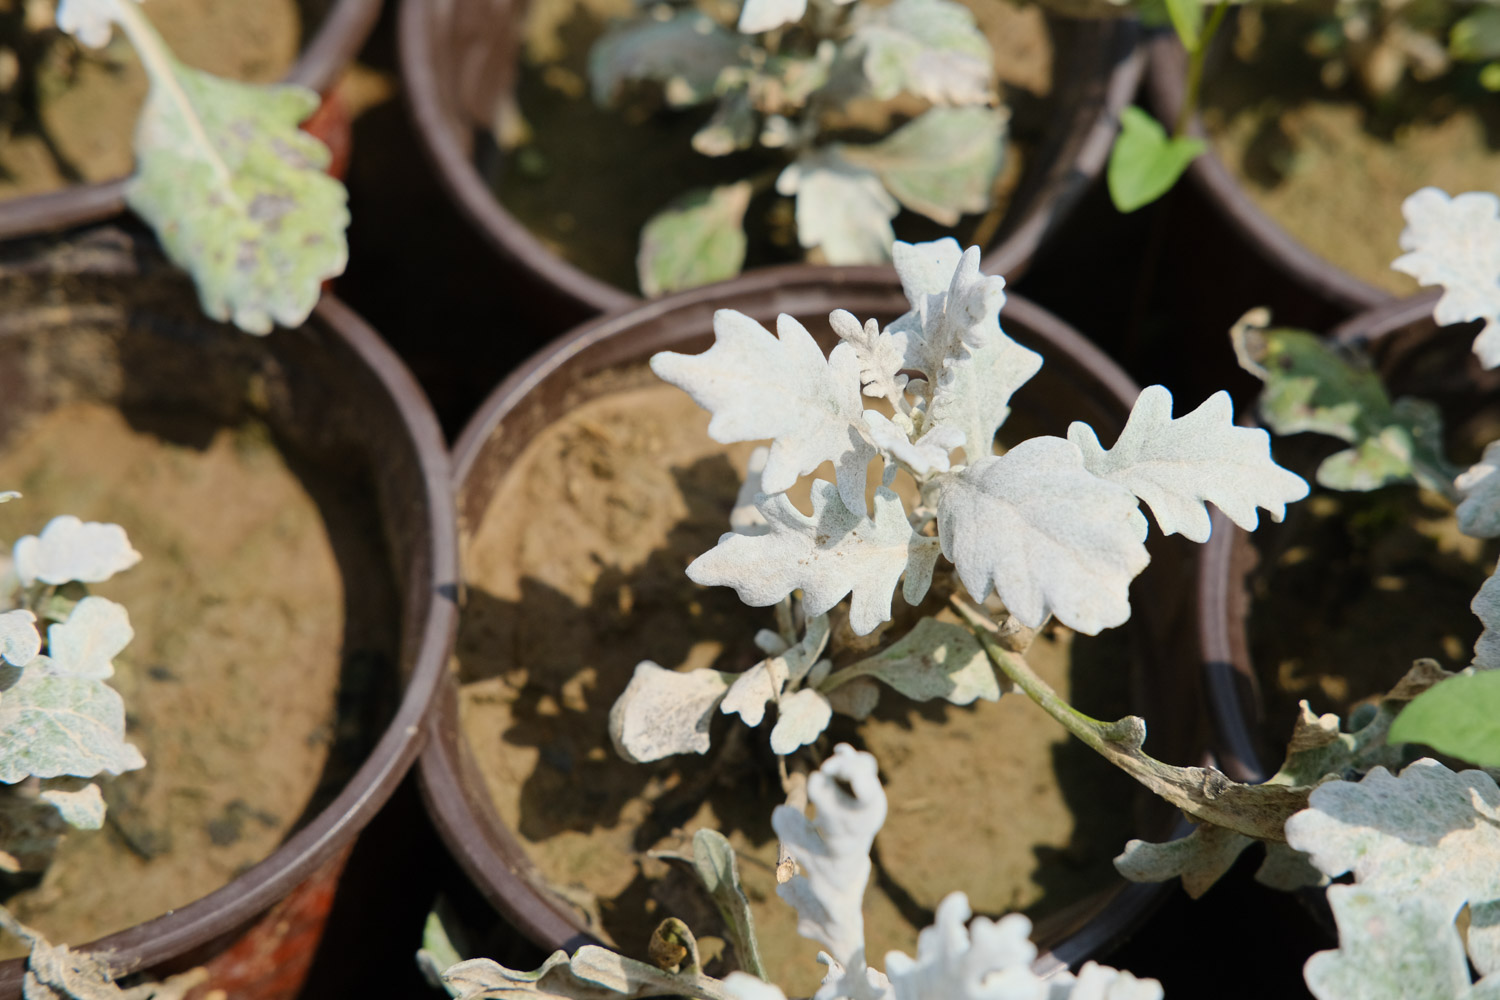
[
  {"left": 590, "top": 14, "right": 742, "bottom": 108},
  {"left": 849, "top": 0, "right": 993, "bottom": 104},
  {"left": 637, "top": 182, "right": 752, "bottom": 297},
  {"left": 1452, "top": 7, "right": 1500, "bottom": 61},
  {"left": 777, "top": 151, "right": 897, "bottom": 264},
  {"left": 840, "top": 107, "right": 1005, "bottom": 226},
  {"left": 1106, "top": 106, "right": 1203, "bottom": 213},
  {"left": 1164, "top": 0, "right": 1204, "bottom": 49}
]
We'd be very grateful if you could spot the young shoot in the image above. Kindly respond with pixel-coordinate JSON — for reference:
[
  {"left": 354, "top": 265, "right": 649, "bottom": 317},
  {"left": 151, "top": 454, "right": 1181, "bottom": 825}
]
[
  {"left": 609, "top": 236, "right": 1307, "bottom": 767},
  {"left": 52, "top": 0, "right": 349, "bottom": 334},
  {"left": 582, "top": 0, "right": 1008, "bottom": 294},
  {"left": 0, "top": 496, "right": 144, "bottom": 874}
]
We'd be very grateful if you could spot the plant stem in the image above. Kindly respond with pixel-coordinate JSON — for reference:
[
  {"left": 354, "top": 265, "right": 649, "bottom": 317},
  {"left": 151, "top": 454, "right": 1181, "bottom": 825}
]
[{"left": 1173, "top": 2, "right": 1230, "bottom": 138}]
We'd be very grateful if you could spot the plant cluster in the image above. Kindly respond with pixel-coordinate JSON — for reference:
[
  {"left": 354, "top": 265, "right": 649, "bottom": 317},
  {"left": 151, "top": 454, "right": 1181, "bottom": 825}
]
[{"left": 585, "top": 0, "right": 1009, "bottom": 295}]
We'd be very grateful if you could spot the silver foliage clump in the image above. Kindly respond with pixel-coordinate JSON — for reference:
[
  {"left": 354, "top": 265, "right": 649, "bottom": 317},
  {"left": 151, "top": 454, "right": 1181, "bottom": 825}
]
[
  {"left": 610, "top": 238, "right": 1306, "bottom": 765},
  {"left": 1392, "top": 187, "right": 1500, "bottom": 370}
]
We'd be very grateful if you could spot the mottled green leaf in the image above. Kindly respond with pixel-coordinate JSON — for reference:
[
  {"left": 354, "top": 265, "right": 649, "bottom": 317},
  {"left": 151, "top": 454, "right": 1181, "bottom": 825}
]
[
  {"left": 1106, "top": 106, "right": 1203, "bottom": 213},
  {"left": 777, "top": 150, "right": 897, "bottom": 265},
  {"left": 831, "top": 617, "right": 999, "bottom": 705},
  {"left": 1452, "top": 7, "right": 1500, "bottom": 61},
  {"left": 0, "top": 664, "right": 145, "bottom": 782},
  {"left": 637, "top": 183, "right": 751, "bottom": 297},
  {"left": 590, "top": 14, "right": 742, "bottom": 108},
  {"left": 840, "top": 107, "right": 1005, "bottom": 226},
  {"left": 691, "top": 829, "right": 766, "bottom": 978},
  {"left": 1388, "top": 670, "right": 1500, "bottom": 767},
  {"left": 848, "top": 0, "right": 993, "bottom": 104}
]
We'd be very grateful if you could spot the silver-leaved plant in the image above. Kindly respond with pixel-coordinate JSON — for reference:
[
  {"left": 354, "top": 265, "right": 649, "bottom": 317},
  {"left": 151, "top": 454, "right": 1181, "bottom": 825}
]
[
  {"left": 585, "top": 0, "right": 1008, "bottom": 295},
  {"left": 53, "top": 0, "right": 349, "bottom": 334},
  {"left": 0, "top": 497, "right": 144, "bottom": 873},
  {"left": 1392, "top": 187, "right": 1500, "bottom": 371},
  {"left": 609, "top": 236, "right": 1308, "bottom": 765},
  {"left": 430, "top": 745, "right": 1164, "bottom": 1000}
]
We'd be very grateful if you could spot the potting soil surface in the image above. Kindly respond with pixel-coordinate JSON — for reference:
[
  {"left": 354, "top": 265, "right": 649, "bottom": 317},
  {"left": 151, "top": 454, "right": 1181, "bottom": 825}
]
[{"left": 457, "top": 369, "right": 1138, "bottom": 997}]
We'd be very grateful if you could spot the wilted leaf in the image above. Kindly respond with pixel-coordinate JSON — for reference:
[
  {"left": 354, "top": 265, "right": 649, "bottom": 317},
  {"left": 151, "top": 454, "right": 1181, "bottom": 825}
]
[
  {"left": 688, "top": 483, "right": 928, "bottom": 635},
  {"left": 847, "top": 0, "right": 993, "bottom": 105},
  {"left": 1457, "top": 441, "right": 1500, "bottom": 539},
  {"left": 0, "top": 666, "right": 145, "bottom": 782},
  {"left": 13, "top": 516, "right": 141, "bottom": 587},
  {"left": 590, "top": 14, "right": 742, "bottom": 107},
  {"left": 608, "top": 662, "right": 732, "bottom": 764},
  {"left": 637, "top": 183, "right": 752, "bottom": 297},
  {"left": 937, "top": 437, "right": 1151, "bottom": 634},
  {"left": 1389, "top": 670, "right": 1500, "bottom": 766},
  {"left": 39, "top": 782, "right": 105, "bottom": 830},
  {"left": 652, "top": 310, "right": 876, "bottom": 513},
  {"left": 832, "top": 617, "right": 999, "bottom": 705},
  {"left": 1106, "top": 106, "right": 1204, "bottom": 214},
  {"left": 777, "top": 150, "right": 898, "bottom": 265},
  {"left": 46, "top": 597, "right": 133, "bottom": 680},
  {"left": 769, "top": 688, "right": 832, "bottom": 754},
  {"left": 0, "top": 611, "right": 40, "bottom": 668},
  {"left": 441, "top": 948, "right": 730, "bottom": 1000},
  {"left": 126, "top": 29, "right": 348, "bottom": 334},
  {"left": 1391, "top": 187, "right": 1500, "bottom": 369},
  {"left": 1068, "top": 385, "right": 1308, "bottom": 543},
  {"left": 841, "top": 107, "right": 1006, "bottom": 226},
  {"left": 691, "top": 830, "right": 766, "bottom": 978}
]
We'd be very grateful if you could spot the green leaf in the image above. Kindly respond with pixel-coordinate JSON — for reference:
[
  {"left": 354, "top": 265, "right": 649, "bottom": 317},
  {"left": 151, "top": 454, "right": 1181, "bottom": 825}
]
[
  {"left": 1106, "top": 106, "right": 1204, "bottom": 214},
  {"left": 691, "top": 831, "right": 766, "bottom": 978},
  {"left": 830, "top": 617, "right": 999, "bottom": 705},
  {"left": 637, "top": 183, "right": 751, "bottom": 297},
  {"left": 589, "top": 14, "right": 742, "bottom": 108},
  {"left": 1163, "top": 0, "right": 1204, "bottom": 50},
  {"left": 0, "top": 664, "right": 145, "bottom": 782},
  {"left": 839, "top": 107, "right": 1006, "bottom": 226},
  {"left": 124, "top": 36, "right": 348, "bottom": 335},
  {"left": 777, "top": 151, "right": 898, "bottom": 265},
  {"left": 1451, "top": 7, "right": 1500, "bottom": 61},
  {"left": 1389, "top": 671, "right": 1500, "bottom": 767}
]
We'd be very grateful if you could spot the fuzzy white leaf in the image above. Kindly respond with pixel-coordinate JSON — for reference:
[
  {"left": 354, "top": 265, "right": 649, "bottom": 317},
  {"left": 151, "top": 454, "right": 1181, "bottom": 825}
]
[
  {"left": 777, "top": 153, "right": 898, "bottom": 266},
  {"left": 835, "top": 618, "right": 999, "bottom": 705},
  {"left": 40, "top": 783, "right": 105, "bottom": 831},
  {"left": 1067, "top": 386, "right": 1309, "bottom": 543},
  {"left": 1050, "top": 962, "right": 1164, "bottom": 1000},
  {"left": 733, "top": 448, "right": 772, "bottom": 536},
  {"left": 653, "top": 311, "right": 875, "bottom": 514},
  {"left": 883, "top": 893, "right": 1038, "bottom": 999},
  {"left": 1457, "top": 440, "right": 1500, "bottom": 539},
  {"left": 736, "top": 0, "right": 850, "bottom": 34},
  {"left": 1285, "top": 759, "right": 1500, "bottom": 975},
  {"left": 1474, "top": 571, "right": 1500, "bottom": 670},
  {"left": 827, "top": 677, "right": 882, "bottom": 719},
  {"left": 770, "top": 688, "right": 833, "bottom": 754},
  {"left": 722, "top": 660, "right": 789, "bottom": 728},
  {"left": 773, "top": 744, "right": 889, "bottom": 1000},
  {"left": 863, "top": 413, "right": 963, "bottom": 477},
  {"left": 608, "top": 662, "right": 732, "bottom": 764},
  {"left": 46, "top": 597, "right": 133, "bottom": 680},
  {"left": 0, "top": 611, "right": 40, "bottom": 668},
  {"left": 889, "top": 244, "right": 1041, "bottom": 461},
  {"left": 725, "top": 973, "right": 789, "bottom": 1000},
  {"left": 0, "top": 665, "right": 145, "bottom": 782},
  {"left": 936, "top": 437, "right": 1150, "bottom": 634},
  {"left": 830, "top": 310, "right": 908, "bottom": 402},
  {"left": 1303, "top": 886, "right": 1475, "bottom": 1000},
  {"left": 849, "top": 0, "right": 993, "bottom": 105},
  {"left": 1391, "top": 188, "right": 1500, "bottom": 370},
  {"left": 55, "top": 0, "right": 134, "bottom": 48},
  {"left": 12, "top": 516, "right": 141, "bottom": 587},
  {"left": 688, "top": 483, "right": 928, "bottom": 636}
]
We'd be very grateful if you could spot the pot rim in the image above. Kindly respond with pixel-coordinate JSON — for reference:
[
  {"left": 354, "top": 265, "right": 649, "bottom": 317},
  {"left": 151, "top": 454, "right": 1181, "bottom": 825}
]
[
  {"left": 396, "top": 0, "right": 1145, "bottom": 317},
  {"left": 0, "top": 288, "right": 459, "bottom": 989},
  {"left": 1143, "top": 30, "right": 1395, "bottom": 314},
  {"left": 424, "top": 262, "right": 1192, "bottom": 979},
  {"left": 0, "top": 0, "right": 383, "bottom": 241}
]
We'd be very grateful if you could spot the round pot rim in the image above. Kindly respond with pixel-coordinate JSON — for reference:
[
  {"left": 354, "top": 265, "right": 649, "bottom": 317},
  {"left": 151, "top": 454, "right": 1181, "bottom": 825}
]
[
  {"left": 0, "top": 0, "right": 383, "bottom": 241},
  {"left": 396, "top": 0, "right": 1145, "bottom": 317},
  {"left": 0, "top": 290, "right": 459, "bottom": 986},
  {"left": 423, "top": 264, "right": 1187, "bottom": 977},
  {"left": 1143, "top": 30, "right": 1395, "bottom": 314}
]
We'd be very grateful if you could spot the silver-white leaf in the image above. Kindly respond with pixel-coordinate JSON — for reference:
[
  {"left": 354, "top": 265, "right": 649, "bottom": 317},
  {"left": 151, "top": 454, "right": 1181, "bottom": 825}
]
[
  {"left": 862, "top": 412, "right": 963, "bottom": 477},
  {"left": 737, "top": 0, "right": 853, "bottom": 33},
  {"left": 0, "top": 665, "right": 145, "bottom": 782},
  {"left": 46, "top": 597, "right": 133, "bottom": 680},
  {"left": 847, "top": 0, "right": 993, "bottom": 105},
  {"left": 1067, "top": 386, "right": 1309, "bottom": 544},
  {"left": 936, "top": 437, "right": 1151, "bottom": 634},
  {"left": 608, "top": 661, "right": 732, "bottom": 764},
  {"left": 652, "top": 310, "right": 875, "bottom": 514},
  {"left": 830, "top": 309, "right": 908, "bottom": 402},
  {"left": 1303, "top": 886, "right": 1476, "bottom": 1000},
  {"left": 777, "top": 152, "right": 898, "bottom": 267},
  {"left": 1474, "top": 570, "right": 1500, "bottom": 670},
  {"left": 1457, "top": 440, "right": 1500, "bottom": 539},
  {"left": 770, "top": 688, "right": 833, "bottom": 754},
  {"left": 0, "top": 611, "right": 40, "bottom": 668},
  {"left": 688, "top": 483, "right": 928, "bottom": 636},
  {"left": 12, "top": 516, "right": 141, "bottom": 587},
  {"left": 55, "top": 0, "right": 133, "bottom": 48},
  {"left": 733, "top": 447, "right": 772, "bottom": 536},
  {"left": 1391, "top": 187, "right": 1500, "bottom": 370},
  {"left": 834, "top": 617, "right": 998, "bottom": 705},
  {"left": 40, "top": 783, "right": 105, "bottom": 831},
  {"left": 722, "top": 659, "right": 789, "bottom": 728}
]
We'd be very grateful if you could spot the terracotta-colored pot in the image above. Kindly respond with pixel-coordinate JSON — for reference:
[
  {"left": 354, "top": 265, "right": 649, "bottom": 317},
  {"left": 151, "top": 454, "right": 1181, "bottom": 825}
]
[
  {"left": 397, "top": 0, "right": 1145, "bottom": 325},
  {"left": 0, "top": 0, "right": 382, "bottom": 240},
  {"left": 0, "top": 224, "right": 458, "bottom": 1000},
  {"left": 419, "top": 264, "right": 1212, "bottom": 978}
]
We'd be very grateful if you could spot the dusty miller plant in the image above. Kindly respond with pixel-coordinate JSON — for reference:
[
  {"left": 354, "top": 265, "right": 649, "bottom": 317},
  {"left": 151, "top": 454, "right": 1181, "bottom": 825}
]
[
  {"left": 50, "top": 0, "right": 348, "bottom": 334},
  {"left": 0, "top": 495, "right": 144, "bottom": 875},
  {"left": 609, "top": 235, "right": 1308, "bottom": 766},
  {"left": 586, "top": 0, "right": 1008, "bottom": 295}
]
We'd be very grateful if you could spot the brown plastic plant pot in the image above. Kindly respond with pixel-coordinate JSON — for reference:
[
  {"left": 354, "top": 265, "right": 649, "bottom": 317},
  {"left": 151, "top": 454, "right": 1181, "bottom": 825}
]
[
  {"left": 419, "top": 263, "right": 1214, "bottom": 980},
  {"left": 396, "top": 0, "right": 1146, "bottom": 324},
  {"left": 1144, "top": 31, "right": 1393, "bottom": 316},
  {"left": 0, "top": 224, "right": 459, "bottom": 1000},
  {"left": 1197, "top": 292, "right": 1500, "bottom": 784},
  {"left": 0, "top": 0, "right": 383, "bottom": 241}
]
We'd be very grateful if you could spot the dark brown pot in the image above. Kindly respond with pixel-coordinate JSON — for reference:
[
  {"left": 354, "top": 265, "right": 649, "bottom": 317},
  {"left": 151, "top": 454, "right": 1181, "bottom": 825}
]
[
  {"left": 0, "top": 0, "right": 382, "bottom": 241},
  {"left": 420, "top": 264, "right": 1213, "bottom": 978},
  {"left": 0, "top": 225, "right": 458, "bottom": 1000},
  {"left": 1197, "top": 293, "right": 1500, "bottom": 783},
  {"left": 397, "top": 0, "right": 1145, "bottom": 325},
  {"left": 1144, "top": 32, "right": 1392, "bottom": 317}
]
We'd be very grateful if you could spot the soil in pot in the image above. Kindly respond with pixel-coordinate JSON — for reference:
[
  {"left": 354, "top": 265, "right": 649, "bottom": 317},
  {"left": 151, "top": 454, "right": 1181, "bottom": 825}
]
[
  {"left": 487, "top": 0, "right": 1053, "bottom": 294},
  {"left": 456, "top": 366, "right": 1143, "bottom": 997},
  {"left": 1198, "top": 5, "right": 1500, "bottom": 296},
  {"left": 0, "top": 392, "right": 397, "bottom": 956},
  {"left": 0, "top": 0, "right": 336, "bottom": 200}
]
